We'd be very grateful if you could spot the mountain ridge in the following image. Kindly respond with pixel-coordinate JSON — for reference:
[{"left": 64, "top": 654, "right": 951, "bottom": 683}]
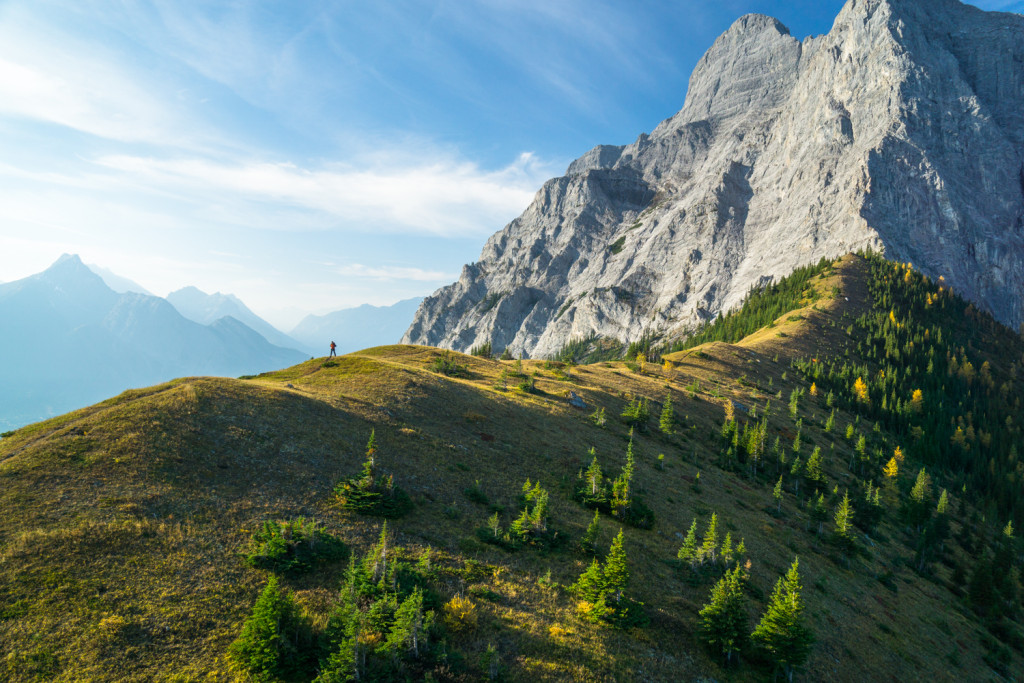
[{"left": 3, "top": 252, "right": 1023, "bottom": 680}]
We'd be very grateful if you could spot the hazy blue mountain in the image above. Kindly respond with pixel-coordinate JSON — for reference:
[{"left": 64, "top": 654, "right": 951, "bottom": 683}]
[
  {"left": 0, "top": 254, "right": 306, "bottom": 431},
  {"left": 86, "top": 263, "right": 153, "bottom": 295},
  {"left": 290, "top": 297, "right": 423, "bottom": 355},
  {"left": 166, "top": 286, "right": 305, "bottom": 353}
]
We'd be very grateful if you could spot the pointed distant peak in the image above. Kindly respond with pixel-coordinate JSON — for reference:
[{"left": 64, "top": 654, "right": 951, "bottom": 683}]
[
  {"left": 169, "top": 285, "right": 207, "bottom": 297},
  {"left": 36, "top": 253, "right": 110, "bottom": 291},
  {"left": 43, "top": 253, "right": 93, "bottom": 277},
  {"left": 52, "top": 253, "right": 84, "bottom": 267}
]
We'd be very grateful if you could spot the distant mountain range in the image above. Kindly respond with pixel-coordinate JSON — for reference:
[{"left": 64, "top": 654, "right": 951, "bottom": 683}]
[
  {"left": 290, "top": 297, "right": 423, "bottom": 356},
  {"left": 166, "top": 286, "right": 306, "bottom": 353},
  {"left": 0, "top": 255, "right": 306, "bottom": 431}
]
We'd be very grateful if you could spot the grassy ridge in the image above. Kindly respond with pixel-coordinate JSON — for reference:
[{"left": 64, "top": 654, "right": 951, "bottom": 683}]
[{"left": 0, "top": 254, "right": 1020, "bottom": 681}]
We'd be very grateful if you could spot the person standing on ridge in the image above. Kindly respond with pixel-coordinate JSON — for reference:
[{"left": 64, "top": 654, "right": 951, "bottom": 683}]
[{"left": 329, "top": 341, "right": 337, "bottom": 357}]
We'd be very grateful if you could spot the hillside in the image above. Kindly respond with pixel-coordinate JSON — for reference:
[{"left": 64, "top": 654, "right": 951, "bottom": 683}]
[
  {"left": 1, "top": 254, "right": 1023, "bottom": 681},
  {"left": 403, "top": 0, "right": 1024, "bottom": 358}
]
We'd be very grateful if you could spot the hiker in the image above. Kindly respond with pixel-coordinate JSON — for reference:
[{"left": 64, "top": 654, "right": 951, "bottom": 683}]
[{"left": 329, "top": 341, "right": 337, "bottom": 357}]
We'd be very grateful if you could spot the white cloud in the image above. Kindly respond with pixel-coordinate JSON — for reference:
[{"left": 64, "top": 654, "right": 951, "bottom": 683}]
[
  {"left": 334, "top": 264, "right": 455, "bottom": 282},
  {"left": 94, "top": 151, "right": 556, "bottom": 237}
]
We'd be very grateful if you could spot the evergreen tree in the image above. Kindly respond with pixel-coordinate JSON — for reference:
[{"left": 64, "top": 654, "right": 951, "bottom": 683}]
[
  {"left": 603, "top": 529, "right": 630, "bottom": 605},
  {"left": 907, "top": 467, "right": 933, "bottom": 530},
  {"left": 805, "top": 446, "right": 826, "bottom": 489},
  {"left": 572, "top": 559, "right": 606, "bottom": 603},
  {"left": 678, "top": 519, "right": 699, "bottom": 567},
  {"left": 380, "top": 587, "right": 426, "bottom": 660},
  {"left": 751, "top": 558, "right": 814, "bottom": 683},
  {"left": 833, "top": 491, "right": 854, "bottom": 550},
  {"left": 720, "top": 532, "right": 734, "bottom": 566},
  {"left": 659, "top": 392, "right": 675, "bottom": 435},
  {"left": 699, "top": 567, "right": 748, "bottom": 664},
  {"left": 229, "top": 576, "right": 310, "bottom": 681},
  {"left": 361, "top": 429, "right": 378, "bottom": 486},
  {"left": 699, "top": 513, "right": 720, "bottom": 565},
  {"left": 582, "top": 509, "right": 601, "bottom": 553},
  {"left": 584, "top": 448, "right": 603, "bottom": 498},
  {"left": 773, "top": 476, "right": 784, "bottom": 514}
]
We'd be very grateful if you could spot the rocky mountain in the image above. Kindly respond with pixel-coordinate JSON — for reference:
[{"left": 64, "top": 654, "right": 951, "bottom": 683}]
[
  {"left": 403, "top": 0, "right": 1024, "bottom": 358},
  {"left": 0, "top": 255, "right": 306, "bottom": 430},
  {"left": 166, "top": 286, "right": 305, "bottom": 353},
  {"left": 290, "top": 297, "right": 423, "bottom": 356}
]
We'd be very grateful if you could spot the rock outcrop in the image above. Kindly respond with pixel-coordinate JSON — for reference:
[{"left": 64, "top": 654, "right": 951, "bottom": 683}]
[{"left": 403, "top": 0, "right": 1024, "bottom": 357}]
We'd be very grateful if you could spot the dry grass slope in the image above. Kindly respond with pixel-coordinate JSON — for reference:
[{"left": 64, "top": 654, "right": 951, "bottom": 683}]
[{"left": 0, "top": 255, "right": 1010, "bottom": 681}]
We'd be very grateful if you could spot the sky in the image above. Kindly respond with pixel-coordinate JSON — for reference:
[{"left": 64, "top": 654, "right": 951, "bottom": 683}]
[{"left": 0, "top": 0, "right": 1020, "bottom": 330}]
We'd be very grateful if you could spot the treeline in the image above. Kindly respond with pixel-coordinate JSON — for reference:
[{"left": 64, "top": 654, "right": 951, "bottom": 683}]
[{"left": 664, "top": 257, "right": 835, "bottom": 354}]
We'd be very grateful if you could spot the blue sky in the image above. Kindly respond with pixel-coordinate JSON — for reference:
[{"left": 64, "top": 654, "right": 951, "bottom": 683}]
[{"left": 0, "top": 0, "right": 1019, "bottom": 329}]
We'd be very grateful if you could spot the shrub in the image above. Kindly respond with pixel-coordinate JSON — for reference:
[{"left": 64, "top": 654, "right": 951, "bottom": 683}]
[
  {"left": 443, "top": 595, "right": 478, "bottom": 633},
  {"left": 429, "top": 351, "right": 469, "bottom": 377},
  {"left": 244, "top": 518, "right": 347, "bottom": 575}
]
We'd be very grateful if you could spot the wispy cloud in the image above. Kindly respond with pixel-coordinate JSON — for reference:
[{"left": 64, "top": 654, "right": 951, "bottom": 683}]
[
  {"left": 94, "top": 151, "right": 557, "bottom": 237},
  {"left": 334, "top": 264, "right": 455, "bottom": 282},
  {"left": 0, "top": 4, "right": 200, "bottom": 147}
]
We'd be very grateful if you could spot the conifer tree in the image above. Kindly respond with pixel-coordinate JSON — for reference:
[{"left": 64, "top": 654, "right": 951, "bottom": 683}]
[
  {"left": 659, "top": 392, "right": 675, "bottom": 435},
  {"left": 582, "top": 509, "right": 601, "bottom": 553},
  {"left": 611, "top": 433, "right": 635, "bottom": 516},
  {"left": 381, "top": 587, "right": 426, "bottom": 660},
  {"left": 678, "top": 519, "right": 699, "bottom": 567},
  {"left": 229, "top": 576, "right": 309, "bottom": 680},
  {"left": 361, "top": 429, "right": 378, "bottom": 486},
  {"left": 907, "top": 467, "right": 933, "bottom": 530},
  {"left": 699, "top": 513, "right": 720, "bottom": 565},
  {"left": 584, "top": 448, "right": 603, "bottom": 498},
  {"left": 833, "top": 491, "right": 854, "bottom": 550},
  {"left": 751, "top": 558, "right": 814, "bottom": 683},
  {"left": 773, "top": 476, "right": 784, "bottom": 514},
  {"left": 806, "top": 446, "right": 825, "bottom": 489},
  {"left": 603, "top": 529, "right": 630, "bottom": 605},
  {"left": 699, "top": 567, "right": 748, "bottom": 664},
  {"left": 721, "top": 532, "right": 734, "bottom": 566},
  {"left": 572, "top": 559, "right": 606, "bottom": 603}
]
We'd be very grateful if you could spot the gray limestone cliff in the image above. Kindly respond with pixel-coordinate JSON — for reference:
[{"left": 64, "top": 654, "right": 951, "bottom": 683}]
[{"left": 403, "top": 0, "right": 1024, "bottom": 358}]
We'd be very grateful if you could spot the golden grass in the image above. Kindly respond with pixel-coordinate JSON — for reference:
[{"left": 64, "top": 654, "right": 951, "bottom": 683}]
[{"left": 0, "top": 256, "right": 1003, "bottom": 681}]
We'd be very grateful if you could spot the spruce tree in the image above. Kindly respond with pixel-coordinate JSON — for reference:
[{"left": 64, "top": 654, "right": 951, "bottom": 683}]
[
  {"left": 699, "top": 513, "right": 719, "bottom": 565},
  {"left": 603, "top": 529, "right": 630, "bottom": 606},
  {"left": 751, "top": 558, "right": 814, "bottom": 683},
  {"left": 699, "top": 567, "right": 748, "bottom": 664},
  {"left": 773, "top": 476, "right": 784, "bottom": 514},
  {"left": 677, "top": 519, "right": 699, "bottom": 567},
  {"left": 381, "top": 587, "right": 426, "bottom": 659},
  {"left": 659, "top": 392, "right": 675, "bottom": 435},
  {"left": 584, "top": 449, "right": 604, "bottom": 499},
  {"left": 582, "top": 509, "right": 601, "bottom": 553},
  {"left": 805, "top": 446, "right": 825, "bottom": 489},
  {"left": 229, "top": 576, "right": 309, "bottom": 681},
  {"left": 572, "top": 559, "right": 606, "bottom": 603},
  {"left": 833, "top": 491, "right": 854, "bottom": 550}
]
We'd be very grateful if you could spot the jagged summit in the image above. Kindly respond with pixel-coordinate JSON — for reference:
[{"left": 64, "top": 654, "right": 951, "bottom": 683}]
[{"left": 404, "top": 0, "right": 1024, "bottom": 358}]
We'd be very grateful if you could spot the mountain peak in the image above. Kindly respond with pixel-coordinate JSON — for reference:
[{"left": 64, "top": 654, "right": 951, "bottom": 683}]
[
  {"left": 405, "top": 0, "right": 1024, "bottom": 358},
  {"left": 39, "top": 253, "right": 109, "bottom": 290}
]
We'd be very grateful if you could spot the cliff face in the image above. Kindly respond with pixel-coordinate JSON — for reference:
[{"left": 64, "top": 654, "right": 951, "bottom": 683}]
[{"left": 404, "top": 0, "right": 1024, "bottom": 357}]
